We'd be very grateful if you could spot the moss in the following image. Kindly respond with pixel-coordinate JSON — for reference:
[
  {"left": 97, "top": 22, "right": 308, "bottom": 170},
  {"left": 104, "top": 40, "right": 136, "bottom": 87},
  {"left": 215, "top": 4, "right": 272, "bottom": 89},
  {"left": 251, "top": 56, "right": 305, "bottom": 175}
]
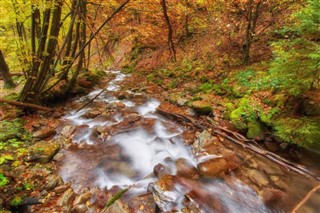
[
  {"left": 230, "top": 97, "right": 258, "bottom": 130},
  {"left": 230, "top": 108, "right": 248, "bottom": 130},
  {"left": 198, "top": 83, "right": 213, "bottom": 93},
  {"left": 273, "top": 117, "right": 320, "bottom": 148},
  {"left": 190, "top": 101, "right": 212, "bottom": 115},
  {"left": 81, "top": 69, "right": 106, "bottom": 84},
  {"left": 247, "top": 120, "right": 264, "bottom": 139}
]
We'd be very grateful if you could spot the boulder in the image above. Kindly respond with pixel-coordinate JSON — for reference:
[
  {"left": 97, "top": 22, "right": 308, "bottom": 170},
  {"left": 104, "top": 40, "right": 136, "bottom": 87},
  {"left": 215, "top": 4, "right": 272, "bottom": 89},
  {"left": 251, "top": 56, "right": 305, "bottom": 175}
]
[
  {"left": 32, "top": 127, "right": 56, "bottom": 139},
  {"left": 197, "top": 158, "right": 228, "bottom": 178},
  {"left": 190, "top": 101, "right": 212, "bottom": 115},
  {"left": 27, "top": 141, "right": 60, "bottom": 163}
]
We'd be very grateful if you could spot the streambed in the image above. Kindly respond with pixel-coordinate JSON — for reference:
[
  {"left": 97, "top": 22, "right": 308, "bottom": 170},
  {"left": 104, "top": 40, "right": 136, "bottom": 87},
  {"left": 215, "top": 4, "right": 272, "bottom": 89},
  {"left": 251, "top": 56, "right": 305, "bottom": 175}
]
[{"left": 56, "top": 71, "right": 320, "bottom": 212}]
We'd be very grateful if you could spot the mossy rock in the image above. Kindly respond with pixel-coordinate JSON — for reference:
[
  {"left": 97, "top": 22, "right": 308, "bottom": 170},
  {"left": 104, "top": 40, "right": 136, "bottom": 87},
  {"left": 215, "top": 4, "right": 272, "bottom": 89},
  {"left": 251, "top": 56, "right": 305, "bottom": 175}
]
[
  {"left": 190, "top": 101, "right": 212, "bottom": 115},
  {"left": 224, "top": 102, "right": 236, "bottom": 119},
  {"left": 303, "top": 100, "right": 320, "bottom": 116},
  {"left": 27, "top": 141, "right": 60, "bottom": 163},
  {"left": 247, "top": 120, "right": 265, "bottom": 140},
  {"left": 230, "top": 109, "right": 247, "bottom": 130}
]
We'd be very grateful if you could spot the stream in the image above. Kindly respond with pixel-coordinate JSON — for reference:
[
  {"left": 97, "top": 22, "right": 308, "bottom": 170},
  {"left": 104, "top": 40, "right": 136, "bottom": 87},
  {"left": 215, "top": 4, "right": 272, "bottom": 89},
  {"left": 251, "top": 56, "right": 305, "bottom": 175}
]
[{"left": 56, "top": 71, "right": 320, "bottom": 212}]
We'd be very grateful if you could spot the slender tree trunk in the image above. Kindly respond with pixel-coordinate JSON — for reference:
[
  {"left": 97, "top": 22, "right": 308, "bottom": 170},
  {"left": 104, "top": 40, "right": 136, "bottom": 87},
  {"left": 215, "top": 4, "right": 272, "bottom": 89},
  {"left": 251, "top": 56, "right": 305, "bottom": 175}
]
[
  {"left": 19, "top": 0, "right": 63, "bottom": 102},
  {"left": 160, "top": 0, "right": 176, "bottom": 61},
  {"left": 243, "top": 0, "right": 262, "bottom": 64},
  {"left": 0, "top": 50, "right": 16, "bottom": 89},
  {"left": 65, "top": 0, "right": 87, "bottom": 93}
]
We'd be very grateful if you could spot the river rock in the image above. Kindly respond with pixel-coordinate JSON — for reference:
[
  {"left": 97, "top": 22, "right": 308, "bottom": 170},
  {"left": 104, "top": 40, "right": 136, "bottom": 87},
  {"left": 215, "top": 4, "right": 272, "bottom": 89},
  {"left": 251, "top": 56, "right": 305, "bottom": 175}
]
[
  {"left": 32, "top": 127, "right": 56, "bottom": 139},
  {"left": 55, "top": 183, "right": 71, "bottom": 194},
  {"left": 153, "top": 163, "right": 171, "bottom": 179},
  {"left": 175, "top": 158, "right": 198, "bottom": 179},
  {"left": 73, "top": 192, "right": 92, "bottom": 205},
  {"left": 128, "top": 194, "right": 156, "bottom": 212},
  {"left": 190, "top": 101, "right": 212, "bottom": 115},
  {"left": 71, "top": 204, "right": 88, "bottom": 213},
  {"left": 61, "top": 125, "right": 76, "bottom": 138},
  {"left": 247, "top": 169, "right": 269, "bottom": 187},
  {"left": 105, "top": 200, "right": 130, "bottom": 213},
  {"left": 152, "top": 174, "right": 182, "bottom": 212},
  {"left": 57, "top": 188, "right": 77, "bottom": 207},
  {"left": 193, "top": 131, "right": 212, "bottom": 152},
  {"left": 82, "top": 110, "right": 102, "bottom": 118},
  {"left": 45, "top": 174, "right": 63, "bottom": 191},
  {"left": 261, "top": 188, "right": 286, "bottom": 205},
  {"left": 53, "top": 153, "right": 65, "bottom": 162},
  {"left": 197, "top": 158, "right": 228, "bottom": 178},
  {"left": 27, "top": 141, "right": 60, "bottom": 163},
  {"left": 124, "top": 112, "right": 141, "bottom": 123}
]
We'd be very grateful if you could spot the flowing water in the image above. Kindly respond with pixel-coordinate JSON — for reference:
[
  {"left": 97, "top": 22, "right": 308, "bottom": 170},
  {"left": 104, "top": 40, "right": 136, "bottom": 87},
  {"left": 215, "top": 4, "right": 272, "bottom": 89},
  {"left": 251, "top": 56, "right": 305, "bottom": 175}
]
[{"left": 57, "top": 71, "right": 320, "bottom": 212}]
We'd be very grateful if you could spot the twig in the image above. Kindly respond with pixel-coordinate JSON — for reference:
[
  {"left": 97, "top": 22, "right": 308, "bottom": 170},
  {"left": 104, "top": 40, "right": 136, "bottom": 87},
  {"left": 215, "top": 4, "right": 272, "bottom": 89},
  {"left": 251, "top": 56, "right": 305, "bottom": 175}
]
[{"left": 291, "top": 185, "right": 320, "bottom": 213}]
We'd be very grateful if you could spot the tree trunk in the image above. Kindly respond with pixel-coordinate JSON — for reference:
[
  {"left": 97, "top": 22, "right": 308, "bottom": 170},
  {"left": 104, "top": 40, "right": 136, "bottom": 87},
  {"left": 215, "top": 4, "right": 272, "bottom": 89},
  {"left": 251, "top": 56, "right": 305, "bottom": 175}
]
[
  {"left": 160, "top": 0, "right": 176, "bottom": 61},
  {"left": 243, "top": 0, "right": 262, "bottom": 64},
  {"left": 19, "top": 0, "right": 63, "bottom": 103},
  {"left": 0, "top": 50, "right": 16, "bottom": 89}
]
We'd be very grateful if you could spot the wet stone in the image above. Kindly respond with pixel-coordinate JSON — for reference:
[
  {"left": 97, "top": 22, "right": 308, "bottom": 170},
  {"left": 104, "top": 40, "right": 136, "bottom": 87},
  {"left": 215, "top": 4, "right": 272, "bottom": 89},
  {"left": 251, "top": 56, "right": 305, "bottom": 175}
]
[
  {"left": 105, "top": 200, "right": 130, "bottom": 213},
  {"left": 123, "top": 112, "right": 141, "bottom": 123},
  {"left": 73, "top": 192, "right": 92, "bottom": 205},
  {"left": 193, "top": 131, "right": 212, "bottom": 152},
  {"left": 57, "top": 188, "right": 77, "bottom": 207},
  {"left": 55, "top": 183, "right": 71, "bottom": 194},
  {"left": 27, "top": 141, "right": 60, "bottom": 163},
  {"left": 261, "top": 188, "right": 286, "bottom": 205},
  {"left": 197, "top": 157, "right": 228, "bottom": 178},
  {"left": 82, "top": 110, "right": 102, "bottom": 118},
  {"left": 175, "top": 158, "right": 198, "bottom": 179},
  {"left": 45, "top": 174, "right": 63, "bottom": 191},
  {"left": 247, "top": 169, "right": 270, "bottom": 187},
  {"left": 128, "top": 194, "right": 156, "bottom": 212},
  {"left": 71, "top": 204, "right": 88, "bottom": 213},
  {"left": 61, "top": 125, "right": 76, "bottom": 138},
  {"left": 33, "top": 127, "right": 56, "bottom": 139},
  {"left": 152, "top": 174, "right": 181, "bottom": 212},
  {"left": 53, "top": 153, "right": 65, "bottom": 162}
]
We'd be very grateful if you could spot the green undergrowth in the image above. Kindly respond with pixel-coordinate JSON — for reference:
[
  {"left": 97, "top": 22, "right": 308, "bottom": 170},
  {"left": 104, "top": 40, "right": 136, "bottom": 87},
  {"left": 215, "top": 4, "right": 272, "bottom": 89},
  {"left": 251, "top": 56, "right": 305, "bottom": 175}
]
[
  {"left": 80, "top": 69, "right": 106, "bottom": 85},
  {"left": 0, "top": 118, "right": 31, "bottom": 187}
]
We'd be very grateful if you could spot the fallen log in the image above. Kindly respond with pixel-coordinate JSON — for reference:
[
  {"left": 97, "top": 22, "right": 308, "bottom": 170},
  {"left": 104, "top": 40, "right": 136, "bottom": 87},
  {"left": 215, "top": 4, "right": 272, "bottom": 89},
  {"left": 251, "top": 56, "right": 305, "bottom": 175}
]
[
  {"left": 0, "top": 98, "right": 53, "bottom": 111},
  {"left": 156, "top": 108, "right": 320, "bottom": 181}
]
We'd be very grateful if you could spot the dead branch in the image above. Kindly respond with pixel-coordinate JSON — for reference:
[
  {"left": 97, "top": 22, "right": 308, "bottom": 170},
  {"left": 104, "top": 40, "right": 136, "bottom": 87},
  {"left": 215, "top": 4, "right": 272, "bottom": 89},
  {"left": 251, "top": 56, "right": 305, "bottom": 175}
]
[
  {"left": 156, "top": 108, "right": 320, "bottom": 181},
  {"left": 291, "top": 185, "right": 320, "bottom": 213},
  {"left": 0, "top": 98, "right": 53, "bottom": 111}
]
